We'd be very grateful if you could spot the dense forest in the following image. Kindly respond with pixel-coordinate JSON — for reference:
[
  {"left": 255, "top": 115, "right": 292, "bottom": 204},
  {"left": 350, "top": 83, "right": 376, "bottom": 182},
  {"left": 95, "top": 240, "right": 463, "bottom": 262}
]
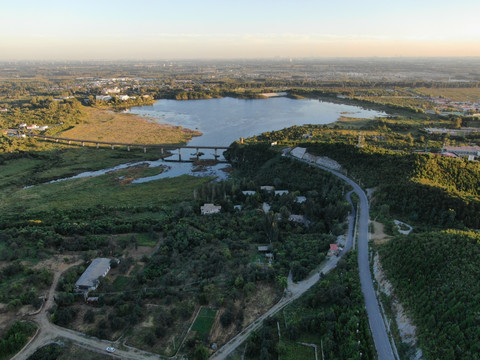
[
  {"left": 378, "top": 230, "right": 480, "bottom": 360},
  {"left": 245, "top": 254, "right": 375, "bottom": 360}
]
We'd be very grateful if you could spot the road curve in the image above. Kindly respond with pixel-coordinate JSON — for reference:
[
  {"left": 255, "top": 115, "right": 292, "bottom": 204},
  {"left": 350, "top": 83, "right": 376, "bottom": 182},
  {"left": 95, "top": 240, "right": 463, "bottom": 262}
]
[{"left": 304, "top": 159, "right": 396, "bottom": 360}]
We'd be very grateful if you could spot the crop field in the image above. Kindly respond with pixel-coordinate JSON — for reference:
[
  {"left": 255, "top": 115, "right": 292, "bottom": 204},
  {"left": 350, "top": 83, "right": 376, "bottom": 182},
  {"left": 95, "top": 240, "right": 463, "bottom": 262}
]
[
  {"left": 416, "top": 87, "right": 480, "bottom": 102},
  {"left": 191, "top": 308, "right": 217, "bottom": 338}
]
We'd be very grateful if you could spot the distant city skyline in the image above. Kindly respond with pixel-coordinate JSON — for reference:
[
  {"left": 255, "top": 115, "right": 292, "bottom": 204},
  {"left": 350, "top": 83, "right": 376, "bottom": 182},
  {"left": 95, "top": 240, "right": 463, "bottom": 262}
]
[{"left": 1, "top": 0, "right": 480, "bottom": 60}]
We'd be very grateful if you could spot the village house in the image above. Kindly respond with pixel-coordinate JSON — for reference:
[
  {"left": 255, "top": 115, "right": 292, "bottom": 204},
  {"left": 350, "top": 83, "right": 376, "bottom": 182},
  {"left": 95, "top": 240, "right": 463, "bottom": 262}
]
[
  {"left": 75, "top": 258, "right": 111, "bottom": 293},
  {"left": 295, "top": 196, "right": 307, "bottom": 203},
  {"left": 201, "top": 203, "right": 221, "bottom": 215},
  {"left": 242, "top": 190, "right": 256, "bottom": 196},
  {"left": 288, "top": 214, "right": 309, "bottom": 226},
  {"left": 328, "top": 244, "right": 340, "bottom": 257},
  {"left": 274, "top": 190, "right": 289, "bottom": 196},
  {"left": 96, "top": 95, "right": 112, "bottom": 101},
  {"left": 442, "top": 145, "right": 480, "bottom": 160}
]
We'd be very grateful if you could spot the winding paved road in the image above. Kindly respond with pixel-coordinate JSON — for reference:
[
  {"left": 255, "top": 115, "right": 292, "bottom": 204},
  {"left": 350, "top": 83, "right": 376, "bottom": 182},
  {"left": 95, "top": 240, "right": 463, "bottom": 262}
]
[
  {"left": 306, "top": 159, "right": 396, "bottom": 360},
  {"left": 211, "top": 156, "right": 395, "bottom": 359},
  {"left": 14, "top": 153, "right": 394, "bottom": 360}
]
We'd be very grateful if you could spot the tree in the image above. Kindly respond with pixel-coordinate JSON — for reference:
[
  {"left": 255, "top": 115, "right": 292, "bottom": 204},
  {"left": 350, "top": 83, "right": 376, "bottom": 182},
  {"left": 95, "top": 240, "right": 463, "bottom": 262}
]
[{"left": 193, "top": 345, "right": 209, "bottom": 360}]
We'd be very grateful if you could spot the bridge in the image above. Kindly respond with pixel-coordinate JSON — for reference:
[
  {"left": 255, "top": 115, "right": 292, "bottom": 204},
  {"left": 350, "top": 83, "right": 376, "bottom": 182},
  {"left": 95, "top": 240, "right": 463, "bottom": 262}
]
[{"left": 31, "top": 134, "right": 231, "bottom": 162}]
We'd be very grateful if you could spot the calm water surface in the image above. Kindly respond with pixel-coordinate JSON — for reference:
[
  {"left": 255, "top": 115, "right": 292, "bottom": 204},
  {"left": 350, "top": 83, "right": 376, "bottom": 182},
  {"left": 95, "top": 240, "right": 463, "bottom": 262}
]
[
  {"left": 31, "top": 98, "right": 385, "bottom": 185},
  {"left": 131, "top": 97, "right": 385, "bottom": 146}
]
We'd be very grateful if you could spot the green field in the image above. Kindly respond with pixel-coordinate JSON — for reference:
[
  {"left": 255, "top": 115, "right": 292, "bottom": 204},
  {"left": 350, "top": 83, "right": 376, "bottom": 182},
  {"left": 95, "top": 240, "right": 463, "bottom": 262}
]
[
  {"left": 281, "top": 341, "right": 316, "bottom": 360},
  {"left": 112, "top": 276, "right": 132, "bottom": 292},
  {"left": 191, "top": 308, "right": 217, "bottom": 338},
  {"left": 0, "top": 172, "right": 210, "bottom": 215}
]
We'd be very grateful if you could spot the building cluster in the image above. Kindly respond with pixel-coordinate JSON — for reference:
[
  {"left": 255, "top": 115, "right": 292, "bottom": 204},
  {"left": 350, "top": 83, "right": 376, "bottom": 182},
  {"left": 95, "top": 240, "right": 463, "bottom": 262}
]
[
  {"left": 441, "top": 145, "right": 480, "bottom": 161},
  {"left": 426, "top": 97, "right": 480, "bottom": 117}
]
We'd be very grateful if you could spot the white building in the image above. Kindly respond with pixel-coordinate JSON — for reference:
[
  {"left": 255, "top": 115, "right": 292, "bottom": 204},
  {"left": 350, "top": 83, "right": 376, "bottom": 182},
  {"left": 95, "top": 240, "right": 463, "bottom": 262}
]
[
  {"left": 201, "top": 203, "right": 221, "bottom": 215},
  {"left": 75, "top": 258, "right": 111, "bottom": 292}
]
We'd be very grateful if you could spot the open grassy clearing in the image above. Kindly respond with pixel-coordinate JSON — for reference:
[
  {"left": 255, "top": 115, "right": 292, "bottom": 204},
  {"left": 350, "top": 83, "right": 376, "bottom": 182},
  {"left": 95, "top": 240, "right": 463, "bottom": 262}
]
[
  {"left": 0, "top": 172, "right": 211, "bottom": 214},
  {"left": 58, "top": 107, "right": 200, "bottom": 145},
  {"left": 192, "top": 308, "right": 217, "bottom": 339},
  {"left": 280, "top": 341, "right": 316, "bottom": 360},
  {"left": 415, "top": 87, "right": 480, "bottom": 102}
]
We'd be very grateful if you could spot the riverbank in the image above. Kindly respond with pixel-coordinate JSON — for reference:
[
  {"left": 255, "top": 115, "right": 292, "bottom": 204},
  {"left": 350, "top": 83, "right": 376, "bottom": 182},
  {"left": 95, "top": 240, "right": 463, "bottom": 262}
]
[{"left": 58, "top": 107, "right": 201, "bottom": 145}]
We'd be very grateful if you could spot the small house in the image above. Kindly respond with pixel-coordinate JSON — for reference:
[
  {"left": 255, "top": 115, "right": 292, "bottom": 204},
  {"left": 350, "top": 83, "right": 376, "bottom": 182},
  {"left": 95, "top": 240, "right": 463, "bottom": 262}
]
[
  {"left": 242, "top": 190, "right": 256, "bottom": 196},
  {"left": 328, "top": 244, "right": 340, "bottom": 256},
  {"left": 274, "top": 190, "right": 289, "bottom": 196},
  {"left": 295, "top": 196, "right": 307, "bottom": 203},
  {"left": 201, "top": 203, "right": 221, "bottom": 215}
]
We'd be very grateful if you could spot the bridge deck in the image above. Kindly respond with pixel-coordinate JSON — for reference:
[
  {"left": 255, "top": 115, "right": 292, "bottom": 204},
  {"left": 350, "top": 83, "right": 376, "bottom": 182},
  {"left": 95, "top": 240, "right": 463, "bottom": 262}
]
[{"left": 31, "top": 134, "right": 231, "bottom": 149}]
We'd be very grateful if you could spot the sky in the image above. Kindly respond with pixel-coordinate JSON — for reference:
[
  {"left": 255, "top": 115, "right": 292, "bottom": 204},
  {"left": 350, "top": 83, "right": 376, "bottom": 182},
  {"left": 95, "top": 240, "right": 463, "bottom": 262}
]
[{"left": 1, "top": 0, "right": 480, "bottom": 60}]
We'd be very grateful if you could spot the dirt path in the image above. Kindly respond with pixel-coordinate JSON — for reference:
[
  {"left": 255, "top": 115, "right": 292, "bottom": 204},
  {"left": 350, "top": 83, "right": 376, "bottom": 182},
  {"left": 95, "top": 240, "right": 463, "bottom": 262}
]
[{"left": 12, "top": 259, "right": 162, "bottom": 360}]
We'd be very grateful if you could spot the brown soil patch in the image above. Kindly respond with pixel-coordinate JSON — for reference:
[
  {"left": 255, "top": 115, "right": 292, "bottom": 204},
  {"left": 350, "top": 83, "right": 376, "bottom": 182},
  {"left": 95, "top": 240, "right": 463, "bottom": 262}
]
[
  {"left": 210, "top": 283, "right": 281, "bottom": 346},
  {"left": 242, "top": 284, "right": 280, "bottom": 327},
  {"left": 60, "top": 107, "right": 200, "bottom": 145},
  {"left": 31, "top": 255, "right": 79, "bottom": 272},
  {"left": 370, "top": 221, "right": 392, "bottom": 244}
]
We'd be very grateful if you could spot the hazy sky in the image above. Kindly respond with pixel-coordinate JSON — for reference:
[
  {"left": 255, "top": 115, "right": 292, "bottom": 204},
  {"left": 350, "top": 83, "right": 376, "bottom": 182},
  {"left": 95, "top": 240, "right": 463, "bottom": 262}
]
[{"left": 1, "top": 0, "right": 479, "bottom": 60}]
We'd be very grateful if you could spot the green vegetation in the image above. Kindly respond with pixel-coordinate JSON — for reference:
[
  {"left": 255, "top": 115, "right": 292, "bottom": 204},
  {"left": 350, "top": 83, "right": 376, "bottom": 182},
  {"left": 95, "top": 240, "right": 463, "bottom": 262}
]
[
  {"left": 379, "top": 230, "right": 480, "bottom": 359},
  {"left": 1, "top": 61, "right": 480, "bottom": 358},
  {"left": 191, "top": 308, "right": 217, "bottom": 339},
  {"left": 27, "top": 342, "right": 112, "bottom": 360},
  {"left": 0, "top": 262, "right": 51, "bottom": 309},
  {"left": 245, "top": 254, "right": 375, "bottom": 360},
  {"left": 0, "top": 321, "right": 37, "bottom": 360}
]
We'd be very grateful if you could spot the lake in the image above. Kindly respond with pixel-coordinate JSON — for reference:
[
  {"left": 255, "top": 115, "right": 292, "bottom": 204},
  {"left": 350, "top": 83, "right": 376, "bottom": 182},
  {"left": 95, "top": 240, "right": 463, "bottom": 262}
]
[
  {"left": 31, "top": 97, "right": 385, "bottom": 185},
  {"left": 130, "top": 97, "right": 385, "bottom": 147}
]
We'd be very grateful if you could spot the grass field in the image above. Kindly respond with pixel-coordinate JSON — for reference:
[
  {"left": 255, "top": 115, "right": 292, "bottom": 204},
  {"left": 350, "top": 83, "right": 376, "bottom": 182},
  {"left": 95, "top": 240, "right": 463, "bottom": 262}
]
[
  {"left": 191, "top": 308, "right": 217, "bottom": 338},
  {"left": 112, "top": 276, "right": 132, "bottom": 291},
  {"left": 58, "top": 107, "right": 200, "bottom": 145},
  {"left": 0, "top": 172, "right": 211, "bottom": 214},
  {"left": 281, "top": 341, "right": 316, "bottom": 360},
  {"left": 416, "top": 87, "right": 480, "bottom": 102}
]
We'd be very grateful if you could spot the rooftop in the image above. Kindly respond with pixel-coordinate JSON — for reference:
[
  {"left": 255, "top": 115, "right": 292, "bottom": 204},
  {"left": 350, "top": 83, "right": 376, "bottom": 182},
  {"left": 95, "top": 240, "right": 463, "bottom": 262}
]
[{"left": 75, "top": 258, "right": 111, "bottom": 291}]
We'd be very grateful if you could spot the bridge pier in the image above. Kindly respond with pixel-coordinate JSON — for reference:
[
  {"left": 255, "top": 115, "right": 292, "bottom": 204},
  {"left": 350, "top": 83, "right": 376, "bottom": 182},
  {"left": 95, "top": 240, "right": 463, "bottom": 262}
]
[
  {"left": 55, "top": 139, "right": 58, "bottom": 143},
  {"left": 68, "top": 140, "right": 71, "bottom": 145},
  {"left": 178, "top": 148, "right": 181, "bottom": 161},
  {"left": 111, "top": 144, "right": 114, "bottom": 150},
  {"left": 96, "top": 143, "right": 99, "bottom": 149},
  {"left": 161, "top": 148, "right": 164, "bottom": 155},
  {"left": 143, "top": 147, "right": 146, "bottom": 153},
  {"left": 127, "top": 146, "right": 130, "bottom": 151},
  {"left": 214, "top": 148, "right": 218, "bottom": 158},
  {"left": 82, "top": 142, "right": 85, "bottom": 147},
  {"left": 196, "top": 147, "right": 199, "bottom": 160}
]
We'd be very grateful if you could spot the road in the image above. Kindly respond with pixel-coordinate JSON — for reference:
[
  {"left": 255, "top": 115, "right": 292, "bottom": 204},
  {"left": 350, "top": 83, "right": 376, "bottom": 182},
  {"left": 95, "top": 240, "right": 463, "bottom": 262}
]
[
  {"left": 211, "top": 156, "right": 395, "bottom": 360},
  {"left": 13, "top": 262, "right": 162, "bottom": 360},
  {"left": 307, "top": 160, "right": 396, "bottom": 360},
  {"left": 210, "top": 187, "right": 356, "bottom": 360}
]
